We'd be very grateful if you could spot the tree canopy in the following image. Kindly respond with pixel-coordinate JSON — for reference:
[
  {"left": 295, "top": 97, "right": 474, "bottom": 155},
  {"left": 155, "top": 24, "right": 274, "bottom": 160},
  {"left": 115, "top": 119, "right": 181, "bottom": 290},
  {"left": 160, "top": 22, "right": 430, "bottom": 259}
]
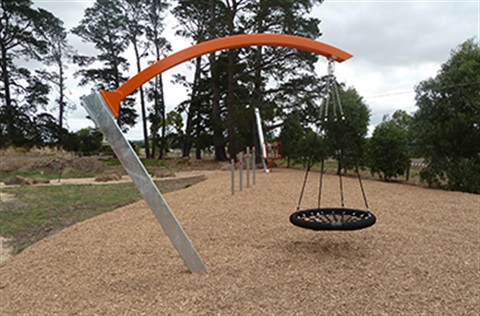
[
  {"left": 0, "top": 0, "right": 52, "bottom": 147},
  {"left": 367, "top": 114, "right": 410, "bottom": 180},
  {"left": 412, "top": 38, "right": 480, "bottom": 193}
]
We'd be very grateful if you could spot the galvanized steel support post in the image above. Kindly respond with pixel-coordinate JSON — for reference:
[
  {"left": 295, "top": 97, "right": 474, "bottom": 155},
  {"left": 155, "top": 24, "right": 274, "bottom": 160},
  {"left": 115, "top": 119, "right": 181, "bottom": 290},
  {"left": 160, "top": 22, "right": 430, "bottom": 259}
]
[{"left": 81, "top": 93, "right": 207, "bottom": 273}]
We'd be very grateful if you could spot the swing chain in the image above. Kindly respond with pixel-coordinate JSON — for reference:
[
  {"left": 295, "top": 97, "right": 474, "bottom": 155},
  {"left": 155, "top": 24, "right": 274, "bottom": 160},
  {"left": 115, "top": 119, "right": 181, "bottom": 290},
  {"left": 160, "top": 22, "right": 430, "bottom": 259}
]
[{"left": 297, "top": 59, "right": 334, "bottom": 211}]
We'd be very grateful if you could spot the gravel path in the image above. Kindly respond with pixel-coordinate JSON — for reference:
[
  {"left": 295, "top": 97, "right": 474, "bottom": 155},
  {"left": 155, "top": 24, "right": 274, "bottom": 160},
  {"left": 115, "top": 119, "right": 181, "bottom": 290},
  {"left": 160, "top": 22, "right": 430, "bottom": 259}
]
[{"left": 0, "top": 168, "right": 478, "bottom": 315}]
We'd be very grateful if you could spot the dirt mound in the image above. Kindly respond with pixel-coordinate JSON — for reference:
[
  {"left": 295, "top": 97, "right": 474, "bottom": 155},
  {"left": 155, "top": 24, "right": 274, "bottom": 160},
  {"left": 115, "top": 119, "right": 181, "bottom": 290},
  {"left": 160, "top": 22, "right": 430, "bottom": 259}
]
[
  {"left": 0, "top": 156, "right": 33, "bottom": 173},
  {"left": 23, "top": 157, "right": 107, "bottom": 174},
  {"left": 94, "top": 172, "right": 122, "bottom": 182},
  {"left": 3, "top": 176, "right": 50, "bottom": 186},
  {"left": 154, "top": 168, "right": 176, "bottom": 178}
]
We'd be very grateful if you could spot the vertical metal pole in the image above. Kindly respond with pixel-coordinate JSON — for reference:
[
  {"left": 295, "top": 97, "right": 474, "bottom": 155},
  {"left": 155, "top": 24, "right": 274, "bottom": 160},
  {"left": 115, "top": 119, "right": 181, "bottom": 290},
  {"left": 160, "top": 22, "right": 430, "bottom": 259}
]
[
  {"left": 246, "top": 147, "right": 250, "bottom": 188},
  {"left": 252, "top": 147, "right": 256, "bottom": 185},
  {"left": 254, "top": 108, "right": 269, "bottom": 172},
  {"left": 81, "top": 93, "right": 207, "bottom": 273},
  {"left": 239, "top": 153, "right": 243, "bottom": 192},
  {"left": 231, "top": 159, "right": 235, "bottom": 196}
]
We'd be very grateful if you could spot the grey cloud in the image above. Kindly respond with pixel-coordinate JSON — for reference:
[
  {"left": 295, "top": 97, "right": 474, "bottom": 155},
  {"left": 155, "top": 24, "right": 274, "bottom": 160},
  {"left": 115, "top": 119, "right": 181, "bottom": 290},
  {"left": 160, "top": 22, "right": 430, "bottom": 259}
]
[{"left": 315, "top": 2, "right": 478, "bottom": 68}]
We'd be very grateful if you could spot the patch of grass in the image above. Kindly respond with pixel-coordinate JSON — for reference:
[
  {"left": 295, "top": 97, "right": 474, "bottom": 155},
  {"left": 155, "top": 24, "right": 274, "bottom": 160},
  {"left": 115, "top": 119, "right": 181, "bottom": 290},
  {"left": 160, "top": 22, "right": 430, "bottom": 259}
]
[
  {"left": 102, "top": 158, "right": 122, "bottom": 167},
  {"left": 141, "top": 158, "right": 168, "bottom": 167},
  {"left": 103, "top": 157, "right": 170, "bottom": 170},
  {"left": 0, "top": 183, "right": 141, "bottom": 252},
  {"left": 0, "top": 175, "right": 206, "bottom": 253}
]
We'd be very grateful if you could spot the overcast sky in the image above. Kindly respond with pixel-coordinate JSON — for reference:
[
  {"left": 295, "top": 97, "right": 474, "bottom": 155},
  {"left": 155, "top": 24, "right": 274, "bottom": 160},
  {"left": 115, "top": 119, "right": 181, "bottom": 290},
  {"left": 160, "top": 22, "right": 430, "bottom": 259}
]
[{"left": 32, "top": 0, "right": 480, "bottom": 140}]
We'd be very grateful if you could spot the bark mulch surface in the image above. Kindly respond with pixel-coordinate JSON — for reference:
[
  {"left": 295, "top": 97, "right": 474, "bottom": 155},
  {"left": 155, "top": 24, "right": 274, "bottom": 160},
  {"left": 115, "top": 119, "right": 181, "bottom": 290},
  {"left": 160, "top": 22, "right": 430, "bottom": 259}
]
[{"left": 0, "top": 168, "right": 478, "bottom": 315}]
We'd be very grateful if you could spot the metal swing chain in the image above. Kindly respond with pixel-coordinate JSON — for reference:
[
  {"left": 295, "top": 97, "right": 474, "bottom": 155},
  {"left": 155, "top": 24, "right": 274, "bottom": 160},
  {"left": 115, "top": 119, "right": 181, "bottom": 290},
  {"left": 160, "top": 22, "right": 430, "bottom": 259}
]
[
  {"left": 293, "top": 57, "right": 376, "bottom": 230},
  {"left": 317, "top": 159, "right": 325, "bottom": 208},
  {"left": 338, "top": 159, "right": 346, "bottom": 207},
  {"left": 327, "top": 58, "right": 347, "bottom": 209},
  {"left": 355, "top": 163, "right": 371, "bottom": 211},
  {"left": 333, "top": 73, "right": 370, "bottom": 211},
  {"left": 323, "top": 76, "right": 332, "bottom": 121},
  {"left": 296, "top": 58, "right": 335, "bottom": 211},
  {"left": 333, "top": 80, "right": 345, "bottom": 121},
  {"left": 296, "top": 156, "right": 313, "bottom": 211}
]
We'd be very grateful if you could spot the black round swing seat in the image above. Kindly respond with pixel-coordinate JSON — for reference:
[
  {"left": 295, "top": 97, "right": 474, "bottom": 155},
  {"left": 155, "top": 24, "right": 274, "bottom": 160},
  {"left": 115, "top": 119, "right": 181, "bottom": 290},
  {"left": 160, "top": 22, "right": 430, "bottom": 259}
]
[{"left": 290, "top": 208, "right": 376, "bottom": 231}]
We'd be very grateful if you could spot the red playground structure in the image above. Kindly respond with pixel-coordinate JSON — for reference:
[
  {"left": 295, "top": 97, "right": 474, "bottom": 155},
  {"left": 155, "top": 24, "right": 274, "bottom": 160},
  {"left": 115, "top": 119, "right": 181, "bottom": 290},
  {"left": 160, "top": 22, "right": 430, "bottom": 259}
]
[
  {"left": 254, "top": 108, "right": 283, "bottom": 172},
  {"left": 265, "top": 141, "right": 283, "bottom": 170}
]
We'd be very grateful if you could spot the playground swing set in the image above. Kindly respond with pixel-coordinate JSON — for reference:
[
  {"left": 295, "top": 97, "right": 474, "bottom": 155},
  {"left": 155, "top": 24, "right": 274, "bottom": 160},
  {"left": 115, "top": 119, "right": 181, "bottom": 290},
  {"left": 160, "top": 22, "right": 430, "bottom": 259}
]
[{"left": 81, "top": 33, "right": 376, "bottom": 273}]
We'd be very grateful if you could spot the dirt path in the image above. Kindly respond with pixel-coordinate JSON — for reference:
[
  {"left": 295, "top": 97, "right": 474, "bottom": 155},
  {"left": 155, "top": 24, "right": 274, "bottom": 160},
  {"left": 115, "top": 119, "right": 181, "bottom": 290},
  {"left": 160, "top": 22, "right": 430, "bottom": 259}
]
[
  {"left": 0, "top": 193, "right": 15, "bottom": 264},
  {"left": 0, "top": 237, "right": 13, "bottom": 265},
  {"left": 0, "top": 170, "right": 218, "bottom": 188},
  {"left": 0, "top": 169, "right": 478, "bottom": 315}
]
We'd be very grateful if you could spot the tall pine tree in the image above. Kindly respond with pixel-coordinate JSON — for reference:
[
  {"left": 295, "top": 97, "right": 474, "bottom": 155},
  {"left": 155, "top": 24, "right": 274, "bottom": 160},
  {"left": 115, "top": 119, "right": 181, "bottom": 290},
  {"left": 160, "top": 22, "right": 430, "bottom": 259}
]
[
  {"left": 35, "top": 8, "right": 76, "bottom": 149},
  {"left": 72, "top": 0, "right": 137, "bottom": 132},
  {"left": 144, "top": 0, "right": 170, "bottom": 159},
  {"left": 0, "top": 0, "right": 52, "bottom": 147}
]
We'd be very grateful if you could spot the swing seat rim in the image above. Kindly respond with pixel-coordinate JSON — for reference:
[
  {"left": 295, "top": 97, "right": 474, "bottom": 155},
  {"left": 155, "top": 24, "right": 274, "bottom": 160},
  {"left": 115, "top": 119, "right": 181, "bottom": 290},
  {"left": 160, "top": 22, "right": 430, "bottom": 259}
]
[{"left": 290, "top": 207, "right": 376, "bottom": 231}]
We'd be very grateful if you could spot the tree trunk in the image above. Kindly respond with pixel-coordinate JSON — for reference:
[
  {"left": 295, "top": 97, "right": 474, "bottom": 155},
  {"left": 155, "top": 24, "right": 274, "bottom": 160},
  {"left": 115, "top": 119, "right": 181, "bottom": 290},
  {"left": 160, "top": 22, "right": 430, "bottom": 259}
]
[
  {"left": 1, "top": 41, "right": 14, "bottom": 146},
  {"left": 183, "top": 56, "right": 202, "bottom": 158},
  {"left": 155, "top": 44, "right": 166, "bottom": 159},
  {"left": 251, "top": 2, "right": 267, "bottom": 161},
  {"left": 151, "top": 77, "right": 159, "bottom": 158},
  {"left": 158, "top": 74, "right": 166, "bottom": 159},
  {"left": 209, "top": 52, "right": 227, "bottom": 161},
  {"left": 133, "top": 39, "right": 151, "bottom": 158},
  {"left": 253, "top": 45, "right": 263, "bottom": 162},
  {"left": 208, "top": 0, "right": 227, "bottom": 161},
  {"left": 226, "top": 0, "right": 239, "bottom": 160},
  {"left": 195, "top": 146, "right": 202, "bottom": 160},
  {"left": 57, "top": 57, "right": 65, "bottom": 149},
  {"left": 194, "top": 102, "right": 203, "bottom": 160},
  {"left": 226, "top": 49, "right": 237, "bottom": 159}
]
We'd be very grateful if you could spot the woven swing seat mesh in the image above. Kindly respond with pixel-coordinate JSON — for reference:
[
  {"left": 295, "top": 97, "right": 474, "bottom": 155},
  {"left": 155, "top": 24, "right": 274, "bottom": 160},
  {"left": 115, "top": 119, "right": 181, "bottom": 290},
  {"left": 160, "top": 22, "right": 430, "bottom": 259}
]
[{"left": 290, "top": 207, "right": 376, "bottom": 231}]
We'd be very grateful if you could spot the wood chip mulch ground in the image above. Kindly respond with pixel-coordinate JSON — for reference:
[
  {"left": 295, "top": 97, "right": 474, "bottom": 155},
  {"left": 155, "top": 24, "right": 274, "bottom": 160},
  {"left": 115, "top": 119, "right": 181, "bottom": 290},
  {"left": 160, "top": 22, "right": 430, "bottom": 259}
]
[{"left": 0, "top": 168, "right": 478, "bottom": 315}]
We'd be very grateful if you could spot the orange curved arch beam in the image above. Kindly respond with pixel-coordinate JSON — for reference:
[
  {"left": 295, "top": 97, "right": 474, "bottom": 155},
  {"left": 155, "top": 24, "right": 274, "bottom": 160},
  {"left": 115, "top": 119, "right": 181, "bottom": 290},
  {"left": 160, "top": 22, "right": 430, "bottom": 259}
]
[{"left": 100, "top": 33, "right": 353, "bottom": 117}]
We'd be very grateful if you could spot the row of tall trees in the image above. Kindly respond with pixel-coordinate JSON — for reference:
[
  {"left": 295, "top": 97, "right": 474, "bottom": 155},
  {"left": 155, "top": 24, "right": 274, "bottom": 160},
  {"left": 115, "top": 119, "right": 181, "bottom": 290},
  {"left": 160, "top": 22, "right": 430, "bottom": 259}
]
[
  {"left": 1, "top": 1, "right": 478, "bottom": 192},
  {"left": 72, "top": 0, "right": 172, "bottom": 159},
  {"left": 1, "top": 0, "right": 324, "bottom": 158},
  {"left": 171, "top": 0, "right": 324, "bottom": 161}
]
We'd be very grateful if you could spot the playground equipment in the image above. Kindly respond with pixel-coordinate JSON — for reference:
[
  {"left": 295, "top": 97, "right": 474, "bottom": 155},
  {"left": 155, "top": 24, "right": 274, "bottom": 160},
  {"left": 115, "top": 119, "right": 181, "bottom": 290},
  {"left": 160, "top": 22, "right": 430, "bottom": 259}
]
[
  {"left": 254, "top": 108, "right": 283, "bottom": 172},
  {"left": 81, "top": 33, "right": 354, "bottom": 273},
  {"left": 289, "top": 58, "right": 376, "bottom": 231}
]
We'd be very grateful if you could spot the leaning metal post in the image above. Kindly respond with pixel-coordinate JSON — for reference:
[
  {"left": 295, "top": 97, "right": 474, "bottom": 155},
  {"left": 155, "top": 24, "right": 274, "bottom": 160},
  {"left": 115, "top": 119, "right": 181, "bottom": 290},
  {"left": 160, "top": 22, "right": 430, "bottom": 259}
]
[
  {"left": 81, "top": 92, "right": 207, "bottom": 273},
  {"left": 254, "top": 108, "right": 269, "bottom": 173}
]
